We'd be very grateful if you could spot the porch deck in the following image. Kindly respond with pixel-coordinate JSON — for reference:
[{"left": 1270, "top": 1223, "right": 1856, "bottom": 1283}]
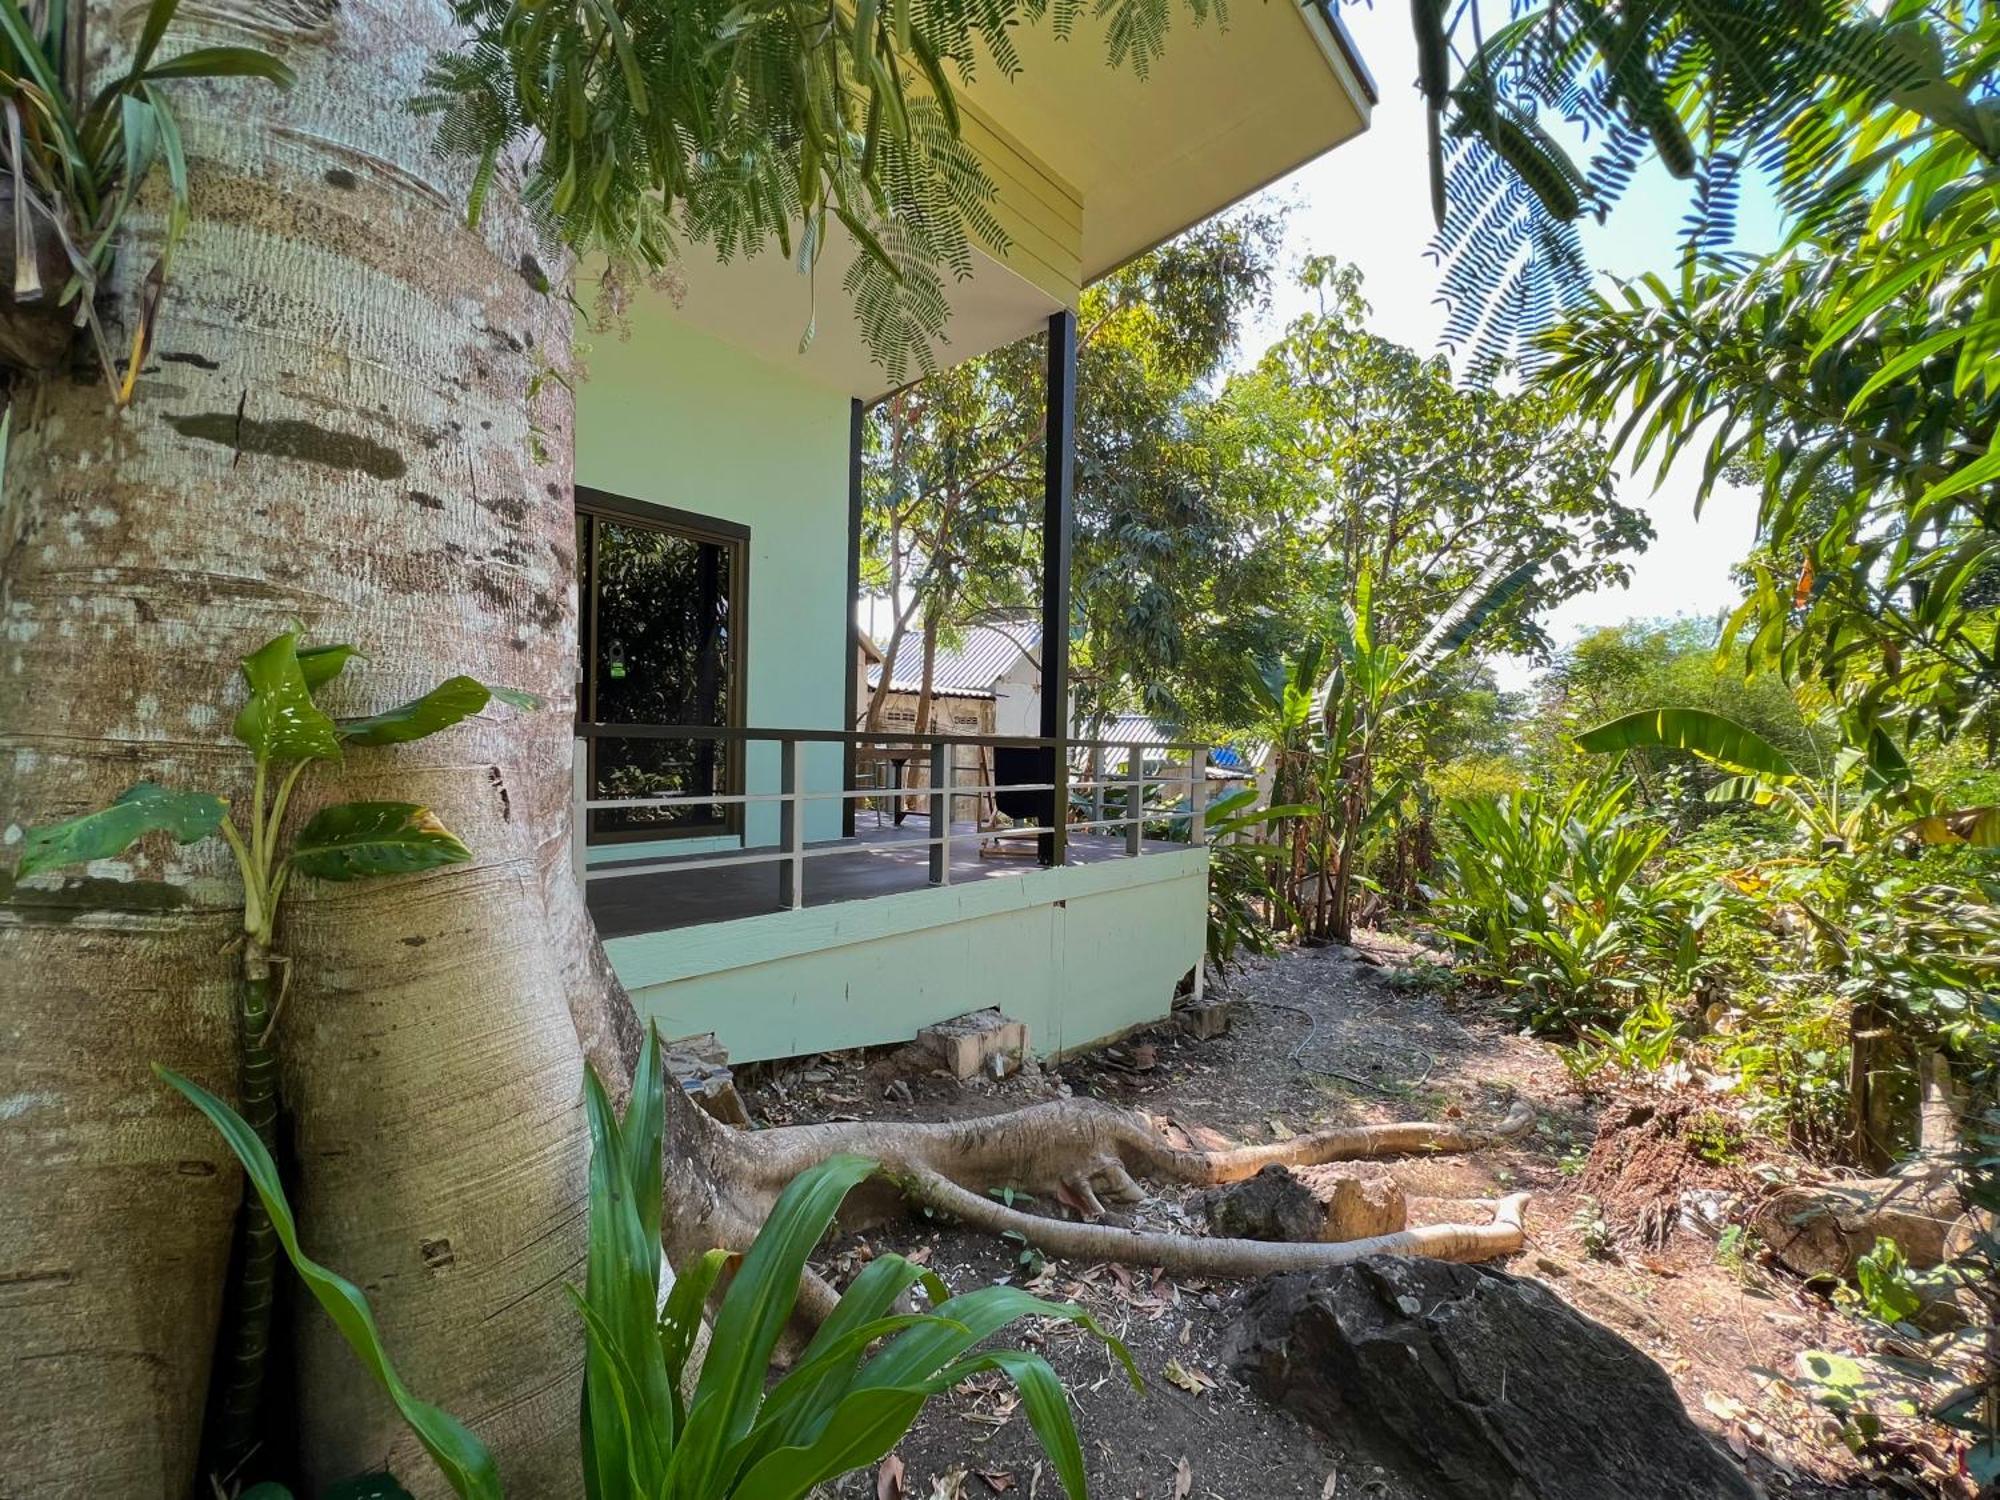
[{"left": 586, "top": 816, "right": 1179, "bottom": 938}]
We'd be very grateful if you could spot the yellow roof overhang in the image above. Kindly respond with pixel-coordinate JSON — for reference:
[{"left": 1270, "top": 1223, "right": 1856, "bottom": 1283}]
[{"left": 627, "top": 2, "right": 1371, "bottom": 399}]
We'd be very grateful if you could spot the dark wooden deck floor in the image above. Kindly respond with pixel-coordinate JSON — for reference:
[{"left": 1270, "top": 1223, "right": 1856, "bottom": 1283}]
[{"left": 585, "top": 817, "right": 1179, "bottom": 938}]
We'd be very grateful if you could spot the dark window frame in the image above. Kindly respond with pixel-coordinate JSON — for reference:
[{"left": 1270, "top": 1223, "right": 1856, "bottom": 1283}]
[{"left": 576, "top": 486, "right": 751, "bottom": 846}]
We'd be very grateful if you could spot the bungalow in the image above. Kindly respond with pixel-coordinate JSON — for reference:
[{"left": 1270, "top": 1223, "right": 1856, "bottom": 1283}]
[{"left": 571, "top": 10, "right": 1375, "bottom": 1064}]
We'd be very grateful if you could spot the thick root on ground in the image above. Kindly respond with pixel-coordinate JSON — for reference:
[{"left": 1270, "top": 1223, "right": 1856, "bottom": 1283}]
[{"left": 663, "top": 1084, "right": 1533, "bottom": 1283}]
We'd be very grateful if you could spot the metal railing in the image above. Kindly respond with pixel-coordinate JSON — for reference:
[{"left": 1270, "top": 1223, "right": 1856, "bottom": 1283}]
[{"left": 570, "top": 722, "right": 1211, "bottom": 912}]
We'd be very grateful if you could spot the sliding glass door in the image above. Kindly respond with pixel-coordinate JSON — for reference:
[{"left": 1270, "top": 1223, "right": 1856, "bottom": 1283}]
[{"left": 576, "top": 489, "right": 747, "bottom": 845}]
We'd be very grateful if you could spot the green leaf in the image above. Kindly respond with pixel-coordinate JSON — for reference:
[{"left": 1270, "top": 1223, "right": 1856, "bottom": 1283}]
[
  {"left": 137, "top": 45, "right": 295, "bottom": 85},
  {"left": 338, "top": 676, "right": 491, "bottom": 747},
  {"left": 15, "top": 782, "right": 225, "bottom": 879},
  {"left": 672, "top": 1155, "right": 880, "bottom": 1495},
  {"left": 289, "top": 801, "right": 471, "bottom": 880},
  {"left": 297, "top": 642, "right": 359, "bottom": 688},
  {"left": 729, "top": 1385, "right": 927, "bottom": 1500},
  {"left": 577, "top": 1053, "right": 676, "bottom": 1494},
  {"left": 928, "top": 1349, "right": 1089, "bottom": 1498},
  {"left": 234, "top": 631, "right": 343, "bottom": 764},
  {"left": 1573, "top": 708, "right": 1800, "bottom": 781},
  {"left": 156, "top": 1066, "right": 501, "bottom": 1500},
  {"left": 338, "top": 676, "right": 539, "bottom": 745},
  {"left": 659, "top": 1247, "right": 732, "bottom": 1394}
]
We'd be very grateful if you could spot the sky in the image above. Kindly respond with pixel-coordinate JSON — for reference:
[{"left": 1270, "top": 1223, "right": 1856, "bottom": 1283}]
[{"left": 1234, "top": 3, "right": 1773, "bottom": 685}]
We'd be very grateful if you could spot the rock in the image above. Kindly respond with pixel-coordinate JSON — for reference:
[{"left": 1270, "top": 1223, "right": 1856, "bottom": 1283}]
[
  {"left": 663, "top": 1044, "right": 750, "bottom": 1128},
  {"left": 916, "top": 1008, "right": 1028, "bottom": 1081},
  {"left": 1310, "top": 1169, "right": 1408, "bottom": 1241},
  {"left": 1201, "top": 1164, "right": 1407, "bottom": 1244},
  {"left": 1752, "top": 1176, "right": 1954, "bottom": 1282},
  {"left": 1174, "top": 994, "right": 1235, "bottom": 1040},
  {"left": 1205, "top": 1165, "right": 1324, "bottom": 1242},
  {"left": 1223, "top": 1257, "right": 1755, "bottom": 1500}
]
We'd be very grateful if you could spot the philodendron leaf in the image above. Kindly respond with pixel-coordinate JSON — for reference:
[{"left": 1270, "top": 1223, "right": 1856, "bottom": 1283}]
[
  {"left": 290, "top": 801, "right": 471, "bottom": 880},
  {"left": 297, "top": 642, "right": 359, "bottom": 688},
  {"left": 234, "top": 631, "right": 342, "bottom": 763},
  {"left": 337, "top": 675, "right": 538, "bottom": 747},
  {"left": 15, "top": 782, "right": 226, "bottom": 879},
  {"left": 156, "top": 1066, "right": 501, "bottom": 1500}
]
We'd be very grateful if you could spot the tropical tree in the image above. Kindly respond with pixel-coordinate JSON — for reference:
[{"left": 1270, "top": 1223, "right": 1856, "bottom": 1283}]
[
  {"left": 1253, "top": 559, "right": 1543, "bottom": 945},
  {"left": 862, "top": 213, "right": 1294, "bottom": 732},
  {"left": 1397, "top": 0, "right": 1999, "bottom": 387},
  {"left": 1236, "top": 258, "right": 1649, "bottom": 662}
]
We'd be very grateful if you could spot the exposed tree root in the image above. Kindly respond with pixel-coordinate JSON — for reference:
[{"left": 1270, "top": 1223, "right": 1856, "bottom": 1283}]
[
  {"left": 907, "top": 1170, "right": 1531, "bottom": 1274},
  {"left": 660, "top": 1085, "right": 1535, "bottom": 1284}
]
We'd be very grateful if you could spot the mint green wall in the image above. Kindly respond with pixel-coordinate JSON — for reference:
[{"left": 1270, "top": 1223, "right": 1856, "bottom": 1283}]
[
  {"left": 605, "top": 850, "right": 1208, "bottom": 1061},
  {"left": 577, "top": 306, "right": 851, "bottom": 860}
]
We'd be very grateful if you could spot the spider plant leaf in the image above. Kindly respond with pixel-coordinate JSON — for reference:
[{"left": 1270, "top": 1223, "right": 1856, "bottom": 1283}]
[
  {"left": 727, "top": 1385, "right": 928, "bottom": 1500},
  {"left": 671, "top": 1154, "right": 880, "bottom": 1494},
  {"left": 128, "top": 0, "right": 182, "bottom": 78},
  {"left": 922, "top": 1349, "right": 1089, "bottom": 1498},
  {"left": 156, "top": 1066, "right": 502, "bottom": 1500},
  {"left": 137, "top": 45, "right": 295, "bottom": 86}
]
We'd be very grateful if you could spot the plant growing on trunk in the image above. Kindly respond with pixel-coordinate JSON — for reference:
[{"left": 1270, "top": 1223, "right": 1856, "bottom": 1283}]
[
  {"left": 161, "top": 1027, "right": 1132, "bottom": 1499},
  {"left": 12, "top": 627, "right": 534, "bottom": 1479},
  {"left": 0, "top": 0, "right": 291, "bottom": 391}
]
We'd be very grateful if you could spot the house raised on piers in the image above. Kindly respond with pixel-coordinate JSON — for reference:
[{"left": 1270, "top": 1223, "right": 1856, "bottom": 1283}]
[{"left": 571, "top": 7, "right": 1375, "bottom": 1064}]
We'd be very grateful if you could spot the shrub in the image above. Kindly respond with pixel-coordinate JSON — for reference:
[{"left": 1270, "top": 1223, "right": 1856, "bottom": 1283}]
[
  {"left": 1427, "top": 778, "right": 1710, "bottom": 1033},
  {"left": 163, "top": 1028, "right": 1131, "bottom": 1499}
]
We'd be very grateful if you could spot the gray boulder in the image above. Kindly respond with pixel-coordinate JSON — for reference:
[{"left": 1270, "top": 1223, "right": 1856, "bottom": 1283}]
[{"left": 1224, "top": 1256, "right": 1755, "bottom": 1500}]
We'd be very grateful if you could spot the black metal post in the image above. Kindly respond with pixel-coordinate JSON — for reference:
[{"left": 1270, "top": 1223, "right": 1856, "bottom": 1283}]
[
  {"left": 1039, "top": 309, "right": 1076, "bottom": 867},
  {"left": 843, "top": 397, "right": 865, "bottom": 837}
]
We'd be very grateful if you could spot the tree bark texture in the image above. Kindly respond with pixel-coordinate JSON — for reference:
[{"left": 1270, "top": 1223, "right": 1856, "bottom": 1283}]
[{"left": 0, "top": 2, "right": 633, "bottom": 1493}]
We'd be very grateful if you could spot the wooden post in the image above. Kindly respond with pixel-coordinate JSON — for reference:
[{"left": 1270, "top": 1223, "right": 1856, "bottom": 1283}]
[
  {"left": 929, "top": 738, "right": 952, "bottom": 886},
  {"left": 779, "top": 736, "right": 804, "bottom": 910},
  {"left": 1088, "top": 743, "right": 1105, "bottom": 830},
  {"left": 1040, "top": 309, "right": 1075, "bottom": 868}
]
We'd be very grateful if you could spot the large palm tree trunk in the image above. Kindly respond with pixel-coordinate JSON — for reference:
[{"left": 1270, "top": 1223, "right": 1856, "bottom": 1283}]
[{"left": 0, "top": 2, "right": 627, "bottom": 1492}]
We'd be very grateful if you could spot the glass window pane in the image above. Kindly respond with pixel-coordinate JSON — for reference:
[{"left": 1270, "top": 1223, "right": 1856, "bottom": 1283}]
[{"left": 584, "top": 512, "right": 737, "bottom": 840}]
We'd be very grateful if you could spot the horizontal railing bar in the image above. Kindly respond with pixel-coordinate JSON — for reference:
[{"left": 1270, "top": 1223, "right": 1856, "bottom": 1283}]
[
  {"left": 584, "top": 784, "right": 1057, "bottom": 811},
  {"left": 585, "top": 848, "right": 795, "bottom": 880},
  {"left": 574, "top": 722, "right": 1211, "bottom": 754},
  {"left": 586, "top": 823, "right": 1184, "bottom": 880}
]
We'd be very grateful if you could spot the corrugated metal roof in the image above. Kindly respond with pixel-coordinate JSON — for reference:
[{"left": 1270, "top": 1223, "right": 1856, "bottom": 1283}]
[{"left": 868, "top": 616, "right": 1042, "bottom": 694}]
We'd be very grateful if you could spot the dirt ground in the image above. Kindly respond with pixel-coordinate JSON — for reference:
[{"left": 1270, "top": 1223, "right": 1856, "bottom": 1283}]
[{"left": 734, "top": 938, "right": 1962, "bottom": 1500}]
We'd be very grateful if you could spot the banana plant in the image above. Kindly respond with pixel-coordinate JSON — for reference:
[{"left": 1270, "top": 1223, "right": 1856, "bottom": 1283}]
[
  {"left": 1572, "top": 706, "right": 2000, "bottom": 854},
  {"left": 1292, "top": 556, "right": 1541, "bottom": 943},
  {"left": 12, "top": 627, "right": 535, "bottom": 1475}
]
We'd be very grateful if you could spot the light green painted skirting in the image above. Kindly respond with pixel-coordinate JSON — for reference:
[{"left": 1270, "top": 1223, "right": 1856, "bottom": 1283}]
[{"left": 607, "top": 849, "right": 1208, "bottom": 1063}]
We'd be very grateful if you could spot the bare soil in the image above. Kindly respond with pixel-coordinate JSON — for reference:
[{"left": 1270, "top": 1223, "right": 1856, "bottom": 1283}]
[{"left": 737, "top": 938, "right": 1963, "bottom": 1500}]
